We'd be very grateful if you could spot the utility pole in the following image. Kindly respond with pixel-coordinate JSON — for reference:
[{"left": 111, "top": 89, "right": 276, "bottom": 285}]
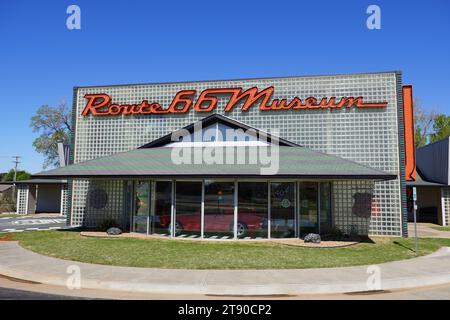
[
  {"left": 12, "top": 156, "right": 21, "bottom": 181},
  {"left": 12, "top": 156, "right": 21, "bottom": 205},
  {"left": 412, "top": 186, "right": 419, "bottom": 254}
]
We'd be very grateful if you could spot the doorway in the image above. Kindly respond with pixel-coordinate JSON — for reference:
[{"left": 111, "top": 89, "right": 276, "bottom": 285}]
[{"left": 298, "top": 182, "right": 332, "bottom": 237}]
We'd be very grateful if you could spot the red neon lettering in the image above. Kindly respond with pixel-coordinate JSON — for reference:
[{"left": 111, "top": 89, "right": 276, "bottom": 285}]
[
  {"left": 290, "top": 97, "right": 305, "bottom": 109},
  {"left": 268, "top": 99, "right": 290, "bottom": 110},
  {"left": 319, "top": 97, "right": 337, "bottom": 108},
  {"left": 194, "top": 88, "right": 237, "bottom": 112},
  {"left": 81, "top": 88, "right": 388, "bottom": 117},
  {"left": 168, "top": 90, "right": 196, "bottom": 113},
  {"left": 224, "top": 87, "right": 274, "bottom": 112},
  {"left": 82, "top": 94, "right": 112, "bottom": 116},
  {"left": 305, "top": 97, "right": 319, "bottom": 108}
]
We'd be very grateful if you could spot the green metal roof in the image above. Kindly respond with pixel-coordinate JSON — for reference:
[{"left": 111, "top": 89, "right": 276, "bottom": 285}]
[
  {"left": 33, "top": 146, "right": 396, "bottom": 180},
  {"left": 0, "top": 179, "right": 66, "bottom": 185}
]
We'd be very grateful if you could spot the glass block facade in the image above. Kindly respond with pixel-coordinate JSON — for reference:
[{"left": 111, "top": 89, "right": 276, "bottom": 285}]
[
  {"left": 442, "top": 187, "right": 450, "bottom": 226},
  {"left": 70, "top": 72, "right": 405, "bottom": 236},
  {"left": 60, "top": 185, "right": 69, "bottom": 216},
  {"left": 16, "top": 185, "right": 29, "bottom": 214}
]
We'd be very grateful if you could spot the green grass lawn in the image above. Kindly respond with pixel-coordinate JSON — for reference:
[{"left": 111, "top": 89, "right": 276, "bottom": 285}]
[
  {"left": 0, "top": 214, "right": 33, "bottom": 218},
  {"left": 0, "top": 214, "right": 21, "bottom": 218},
  {"left": 3, "top": 230, "right": 450, "bottom": 269},
  {"left": 431, "top": 226, "right": 450, "bottom": 232}
]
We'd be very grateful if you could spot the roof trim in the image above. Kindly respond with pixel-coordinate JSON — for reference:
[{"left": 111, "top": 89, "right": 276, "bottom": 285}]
[
  {"left": 33, "top": 173, "right": 396, "bottom": 181},
  {"left": 74, "top": 71, "right": 401, "bottom": 89},
  {"left": 0, "top": 179, "right": 68, "bottom": 185},
  {"left": 139, "top": 114, "right": 300, "bottom": 148},
  {"left": 406, "top": 168, "right": 447, "bottom": 187},
  {"left": 32, "top": 145, "right": 396, "bottom": 181}
]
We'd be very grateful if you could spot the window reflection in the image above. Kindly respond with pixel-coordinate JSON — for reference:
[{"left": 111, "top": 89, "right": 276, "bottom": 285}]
[
  {"left": 133, "top": 181, "right": 149, "bottom": 234},
  {"left": 129, "top": 180, "right": 333, "bottom": 240},
  {"left": 175, "top": 181, "right": 202, "bottom": 237},
  {"left": 152, "top": 181, "right": 172, "bottom": 236},
  {"left": 238, "top": 182, "right": 268, "bottom": 238},
  {"left": 270, "top": 182, "right": 296, "bottom": 238},
  {"left": 204, "top": 180, "right": 235, "bottom": 239}
]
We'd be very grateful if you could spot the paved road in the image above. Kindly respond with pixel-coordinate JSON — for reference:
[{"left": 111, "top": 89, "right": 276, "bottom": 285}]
[
  {"left": 0, "top": 215, "right": 67, "bottom": 233},
  {"left": 0, "top": 286, "right": 87, "bottom": 300},
  {"left": 0, "top": 278, "right": 449, "bottom": 300}
]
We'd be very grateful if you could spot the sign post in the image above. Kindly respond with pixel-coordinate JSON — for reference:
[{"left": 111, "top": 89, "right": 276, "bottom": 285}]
[{"left": 413, "top": 187, "right": 419, "bottom": 254}]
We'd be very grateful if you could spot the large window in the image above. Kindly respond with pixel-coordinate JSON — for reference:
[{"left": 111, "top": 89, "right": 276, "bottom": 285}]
[
  {"left": 270, "top": 182, "right": 296, "bottom": 238},
  {"left": 238, "top": 182, "right": 268, "bottom": 238},
  {"left": 204, "top": 180, "right": 235, "bottom": 239},
  {"left": 129, "top": 180, "right": 333, "bottom": 239},
  {"left": 133, "top": 181, "right": 150, "bottom": 234},
  {"left": 175, "top": 181, "right": 202, "bottom": 238},
  {"left": 151, "top": 181, "right": 173, "bottom": 236}
]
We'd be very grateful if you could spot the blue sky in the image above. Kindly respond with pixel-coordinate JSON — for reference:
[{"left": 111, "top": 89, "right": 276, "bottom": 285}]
[{"left": 0, "top": 0, "right": 449, "bottom": 173}]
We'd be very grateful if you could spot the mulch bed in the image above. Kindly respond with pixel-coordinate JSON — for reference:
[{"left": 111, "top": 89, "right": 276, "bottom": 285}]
[
  {"left": 0, "top": 233, "right": 13, "bottom": 241},
  {"left": 80, "top": 231, "right": 360, "bottom": 247}
]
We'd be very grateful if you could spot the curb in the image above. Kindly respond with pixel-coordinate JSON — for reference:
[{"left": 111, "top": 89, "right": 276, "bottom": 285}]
[{"left": 1, "top": 263, "right": 449, "bottom": 295}]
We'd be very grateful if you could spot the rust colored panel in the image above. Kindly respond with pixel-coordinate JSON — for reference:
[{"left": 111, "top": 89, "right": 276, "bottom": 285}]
[{"left": 403, "top": 85, "right": 416, "bottom": 181}]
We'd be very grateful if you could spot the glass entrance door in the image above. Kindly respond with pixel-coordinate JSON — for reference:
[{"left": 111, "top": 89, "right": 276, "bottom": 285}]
[
  {"left": 299, "top": 182, "right": 318, "bottom": 237},
  {"left": 298, "top": 182, "right": 332, "bottom": 237}
]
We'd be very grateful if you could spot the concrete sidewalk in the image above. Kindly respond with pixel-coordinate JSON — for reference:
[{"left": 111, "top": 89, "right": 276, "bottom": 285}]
[
  {"left": 0, "top": 241, "right": 450, "bottom": 295},
  {"left": 408, "top": 223, "right": 450, "bottom": 239}
]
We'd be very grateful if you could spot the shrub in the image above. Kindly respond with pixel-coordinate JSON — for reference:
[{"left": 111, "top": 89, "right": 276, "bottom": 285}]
[
  {"left": 322, "top": 226, "right": 345, "bottom": 241},
  {"left": 98, "top": 218, "right": 119, "bottom": 232},
  {"left": 0, "top": 196, "right": 16, "bottom": 213}
]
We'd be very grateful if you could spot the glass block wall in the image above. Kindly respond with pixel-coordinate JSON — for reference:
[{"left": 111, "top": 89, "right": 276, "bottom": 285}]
[
  {"left": 332, "top": 180, "right": 376, "bottom": 236},
  {"left": 70, "top": 72, "right": 404, "bottom": 236},
  {"left": 60, "top": 185, "right": 69, "bottom": 216},
  {"left": 442, "top": 187, "right": 450, "bottom": 226},
  {"left": 83, "top": 179, "right": 124, "bottom": 227},
  {"left": 16, "top": 185, "right": 29, "bottom": 214}
]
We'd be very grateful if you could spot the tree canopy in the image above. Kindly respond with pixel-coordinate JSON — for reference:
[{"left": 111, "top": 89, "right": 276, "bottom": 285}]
[
  {"left": 1, "top": 169, "right": 31, "bottom": 182},
  {"left": 413, "top": 99, "right": 450, "bottom": 147},
  {"left": 429, "top": 114, "right": 450, "bottom": 144},
  {"left": 30, "top": 101, "right": 71, "bottom": 169},
  {"left": 414, "top": 98, "right": 437, "bottom": 148}
]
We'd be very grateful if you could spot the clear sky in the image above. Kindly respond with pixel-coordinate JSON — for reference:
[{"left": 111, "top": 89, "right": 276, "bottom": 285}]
[{"left": 0, "top": 0, "right": 449, "bottom": 173}]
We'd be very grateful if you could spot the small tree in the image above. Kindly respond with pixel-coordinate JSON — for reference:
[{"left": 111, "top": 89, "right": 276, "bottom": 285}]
[
  {"left": 1, "top": 170, "right": 31, "bottom": 211},
  {"left": 414, "top": 98, "right": 437, "bottom": 148},
  {"left": 429, "top": 114, "right": 450, "bottom": 143},
  {"left": 30, "top": 101, "right": 72, "bottom": 168},
  {"left": 2, "top": 170, "right": 31, "bottom": 182}
]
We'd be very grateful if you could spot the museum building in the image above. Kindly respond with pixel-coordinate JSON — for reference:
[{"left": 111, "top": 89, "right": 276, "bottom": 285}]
[{"left": 33, "top": 71, "right": 417, "bottom": 239}]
